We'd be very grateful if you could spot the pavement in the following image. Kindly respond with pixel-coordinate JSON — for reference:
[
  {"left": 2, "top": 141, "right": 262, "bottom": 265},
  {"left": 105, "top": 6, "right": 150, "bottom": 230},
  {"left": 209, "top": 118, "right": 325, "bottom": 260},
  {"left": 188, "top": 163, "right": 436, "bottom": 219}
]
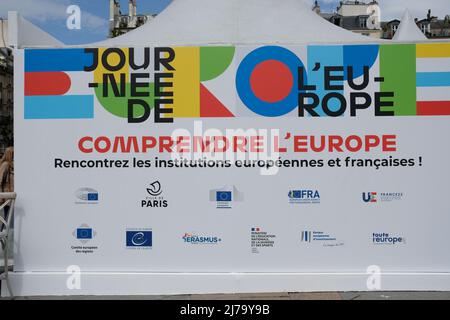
[{"left": 1, "top": 291, "right": 450, "bottom": 300}]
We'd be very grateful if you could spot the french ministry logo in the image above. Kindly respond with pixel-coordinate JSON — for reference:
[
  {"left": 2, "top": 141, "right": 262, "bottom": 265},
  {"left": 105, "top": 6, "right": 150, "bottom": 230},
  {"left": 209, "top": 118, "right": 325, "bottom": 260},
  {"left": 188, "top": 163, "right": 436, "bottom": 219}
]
[{"left": 251, "top": 227, "right": 276, "bottom": 254}]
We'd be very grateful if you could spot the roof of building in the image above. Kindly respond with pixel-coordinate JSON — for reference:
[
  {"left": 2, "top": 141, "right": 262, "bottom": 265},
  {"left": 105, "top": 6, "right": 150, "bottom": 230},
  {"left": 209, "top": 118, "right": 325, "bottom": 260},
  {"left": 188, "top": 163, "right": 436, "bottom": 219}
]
[
  {"left": 319, "top": 13, "right": 335, "bottom": 20},
  {"left": 417, "top": 19, "right": 431, "bottom": 25},
  {"left": 386, "top": 19, "right": 401, "bottom": 26},
  {"left": 321, "top": 13, "right": 380, "bottom": 31},
  {"left": 338, "top": 1, "right": 379, "bottom": 8}
]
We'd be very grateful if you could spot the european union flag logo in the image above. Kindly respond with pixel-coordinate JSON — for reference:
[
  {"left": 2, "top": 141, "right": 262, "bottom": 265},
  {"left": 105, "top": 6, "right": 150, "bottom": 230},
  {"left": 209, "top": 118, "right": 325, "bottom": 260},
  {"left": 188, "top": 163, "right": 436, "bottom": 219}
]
[
  {"left": 87, "top": 193, "right": 99, "bottom": 201},
  {"left": 76, "top": 228, "right": 93, "bottom": 240},
  {"left": 216, "top": 191, "right": 232, "bottom": 202}
]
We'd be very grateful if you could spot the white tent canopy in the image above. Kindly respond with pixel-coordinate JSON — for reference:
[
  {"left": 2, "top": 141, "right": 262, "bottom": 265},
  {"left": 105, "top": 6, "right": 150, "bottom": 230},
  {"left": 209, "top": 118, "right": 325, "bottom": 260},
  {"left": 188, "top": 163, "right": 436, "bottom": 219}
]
[
  {"left": 11, "top": 0, "right": 448, "bottom": 48},
  {"left": 89, "top": 0, "right": 380, "bottom": 47},
  {"left": 7, "top": 11, "right": 63, "bottom": 48},
  {"left": 393, "top": 10, "right": 427, "bottom": 42}
]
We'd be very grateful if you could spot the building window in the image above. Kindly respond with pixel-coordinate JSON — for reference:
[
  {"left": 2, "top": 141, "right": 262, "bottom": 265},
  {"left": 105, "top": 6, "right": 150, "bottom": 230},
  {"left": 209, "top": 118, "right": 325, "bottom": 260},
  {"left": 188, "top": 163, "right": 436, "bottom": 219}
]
[
  {"left": 421, "top": 24, "right": 428, "bottom": 34},
  {"left": 392, "top": 25, "right": 398, "bottom": 34},
  {"left": 360, "top": 18, "right": 367, "bottom": 29}
]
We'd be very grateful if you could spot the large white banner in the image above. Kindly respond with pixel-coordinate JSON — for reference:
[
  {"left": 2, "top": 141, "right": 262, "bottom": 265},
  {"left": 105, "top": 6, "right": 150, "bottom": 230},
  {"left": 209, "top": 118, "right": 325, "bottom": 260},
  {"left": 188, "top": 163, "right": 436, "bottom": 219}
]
[{"left": 12, "top": 43, "right": 450, "bottom": 293}]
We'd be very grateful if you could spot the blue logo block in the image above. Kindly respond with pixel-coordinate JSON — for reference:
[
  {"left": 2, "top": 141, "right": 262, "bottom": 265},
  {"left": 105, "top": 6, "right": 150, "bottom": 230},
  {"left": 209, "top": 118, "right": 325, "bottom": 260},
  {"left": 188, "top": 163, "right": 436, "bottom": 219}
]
[
  {"left": 76, "top": 228, "right": 93, "bottom": 240},
  {"left": 216, "top": 191, "right": 232, "bottom": 202},
  {"left": 126, "top": 231, "right": 152, "bottom": 247},
  {"left": 87, "top": 193, "right": 99, "bottom": 201},
  {"left": 291, "top": 190, "right": 302, "bottom": 198}
]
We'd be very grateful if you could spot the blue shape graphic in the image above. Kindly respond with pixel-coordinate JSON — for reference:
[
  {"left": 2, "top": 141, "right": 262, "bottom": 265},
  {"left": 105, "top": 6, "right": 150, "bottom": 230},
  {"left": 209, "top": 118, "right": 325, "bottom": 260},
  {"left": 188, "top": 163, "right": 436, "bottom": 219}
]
[
  {"left": 308, "top": 45, "right": 343, "bottom": 116},
  {"left": 343, "top": 45, "right": 379, "bottom": 80},
  {"left": 236, "top": 46, "right": 306, "bottom": 117},
  {"left": 25, "top": 95, "right": 94, "bottom": 119},
  {"left": 416, "top": 72, "right": 450, "bottom": 87},
  {"left": 25, "top": 49, "right": 94, "bottom": 72}
]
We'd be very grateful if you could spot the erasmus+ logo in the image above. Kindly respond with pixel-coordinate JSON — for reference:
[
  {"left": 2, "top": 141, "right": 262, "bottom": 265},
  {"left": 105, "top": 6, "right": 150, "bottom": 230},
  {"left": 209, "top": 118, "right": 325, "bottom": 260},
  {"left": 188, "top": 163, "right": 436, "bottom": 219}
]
[
  {"left": 182, "top": 233, "right": 222, "bottom": 245},
  {"left": 289, "top": 190, "right": 320, "bottom": 204},
  {"left": 126, "top": 229, "right": 152, "bottom": 249}
]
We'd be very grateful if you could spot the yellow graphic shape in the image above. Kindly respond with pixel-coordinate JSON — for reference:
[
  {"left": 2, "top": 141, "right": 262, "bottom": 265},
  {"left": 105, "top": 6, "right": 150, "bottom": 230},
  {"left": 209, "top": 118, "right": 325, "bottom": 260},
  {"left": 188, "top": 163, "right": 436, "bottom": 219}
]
[
  {"left": 170, "top": 47, "right": 200, "bottom": 118},
  {"left": 417, "top": 43, "right": 450, "bottom": 58}
]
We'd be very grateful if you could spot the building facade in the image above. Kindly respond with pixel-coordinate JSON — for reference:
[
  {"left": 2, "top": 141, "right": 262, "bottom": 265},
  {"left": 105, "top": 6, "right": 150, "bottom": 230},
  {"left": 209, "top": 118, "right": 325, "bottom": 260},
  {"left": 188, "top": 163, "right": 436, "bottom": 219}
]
[
  {"left": 109, "top": 0, "right": 156, "bottom": 38},
  {"left": 0, "top": 19, "right": 13, "bottom": 155},
  {"left": 416, "top": 11, "right": 450, "bottom": 39},
  {"left": 381, "top": 19, "right": 400, "bottom": 39},
  {"left": 313, "top": 0, "right": 382, "bottom": 38},
  {"left": 383, "top": 10, "right": 450, "bottom": 39},
  {"left": 314, "top": 2, "right": 450, "bottom": 40}
]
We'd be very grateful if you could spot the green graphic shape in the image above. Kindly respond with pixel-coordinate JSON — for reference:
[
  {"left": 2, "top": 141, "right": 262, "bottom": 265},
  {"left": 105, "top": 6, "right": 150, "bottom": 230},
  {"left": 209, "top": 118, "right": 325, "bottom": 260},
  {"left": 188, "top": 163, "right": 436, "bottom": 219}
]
[
  {"left": 95, "top": 83, "right": 155, "bottom": 118},
  {"left": 200, "top": 46, "right": 235, "bottom": 82},
  {"left": 380, "top": 44, "right": 417, "bottom": 116}
]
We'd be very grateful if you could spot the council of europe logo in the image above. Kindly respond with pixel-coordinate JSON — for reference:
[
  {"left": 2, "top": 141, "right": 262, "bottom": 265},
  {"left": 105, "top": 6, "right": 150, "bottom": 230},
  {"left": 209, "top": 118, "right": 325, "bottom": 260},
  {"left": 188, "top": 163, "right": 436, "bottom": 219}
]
[{"left": 126, "top": 229, "right": 153, "bottom": 249}]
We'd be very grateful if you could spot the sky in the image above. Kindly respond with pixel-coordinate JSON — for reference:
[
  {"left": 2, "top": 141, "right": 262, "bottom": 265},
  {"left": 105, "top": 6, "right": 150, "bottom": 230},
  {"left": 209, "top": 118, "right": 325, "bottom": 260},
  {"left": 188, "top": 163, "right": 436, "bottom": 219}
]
[
  {"left": 0, "top": 0, "right": 448, "bottom": 44},
  {"left": 0, "top": 0, "right": 172, "bottom": 44}
]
